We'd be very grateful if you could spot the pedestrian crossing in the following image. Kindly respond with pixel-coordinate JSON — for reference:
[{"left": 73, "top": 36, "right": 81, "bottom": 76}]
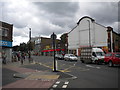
[{"left": 50, "top": 80, "right": 69, "bottom": 89}]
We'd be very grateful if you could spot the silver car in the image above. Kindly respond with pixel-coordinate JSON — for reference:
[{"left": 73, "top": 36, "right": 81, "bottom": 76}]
[
  {"left": 64, "top": 54, "right": 78, "bottom": 61},
  {"left": 55, "top": 54, "right": 64, "bottom": 60}
]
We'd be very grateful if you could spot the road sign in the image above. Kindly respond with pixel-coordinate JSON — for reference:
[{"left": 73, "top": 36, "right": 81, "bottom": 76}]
[{"left": 51, "top": 32, "right": 57, "bottom": 40}]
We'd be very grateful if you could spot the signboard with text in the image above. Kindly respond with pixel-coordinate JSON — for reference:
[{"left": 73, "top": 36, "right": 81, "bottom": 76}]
[{"left": 0, "top": 40, "right": 12, "bottom": 47}]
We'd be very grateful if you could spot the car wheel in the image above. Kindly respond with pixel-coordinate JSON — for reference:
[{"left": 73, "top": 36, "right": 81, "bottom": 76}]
[
  {"left": 81, "top": 60, "right": 84, "bottom": 63},
  {"left": 108, "top": 61, "right": 113, "bottom": 67},
  {"left": 95, "top": 60, "right": 98, "bottom": 64}
]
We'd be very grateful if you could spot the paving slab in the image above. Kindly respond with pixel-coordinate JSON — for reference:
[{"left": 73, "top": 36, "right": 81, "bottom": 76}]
[{"left": 2, "top": 79, "right": 55, "bottom": 88}]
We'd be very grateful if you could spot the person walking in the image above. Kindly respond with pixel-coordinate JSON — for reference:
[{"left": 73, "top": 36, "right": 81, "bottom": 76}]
[
  {"left": 16, "top": 52, "right": 20, "bottom": 61},
  {"left": 21, "top": 52, "right": 26, "bottom": 65}
]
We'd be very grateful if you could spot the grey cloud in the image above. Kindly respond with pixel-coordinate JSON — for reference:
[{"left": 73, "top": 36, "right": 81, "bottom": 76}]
[
  {"left": 1, "top": 2, "right": 30, "bottom": 28},
  {"left": 34, "top": 2, "right": 79, "bottom": 28},
  {"left": 78, "top": 2, "right": 118, "bottom": 33},
  {"left": 34, "top": 2, "right": 79, "bottom": 17},
  {"left": 14, "top": 31, "right": 27, "bottom": 37},
  {"left": 85, "top": 2, "right": 118, "bottom": 25}
]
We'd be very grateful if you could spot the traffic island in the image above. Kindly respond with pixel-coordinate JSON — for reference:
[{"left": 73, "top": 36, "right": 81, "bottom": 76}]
[
  {"left": 13, "top": 71, "right": 60, "bottom": 81},
  {"left": 13, "top": 70, "right": 77, "bottom": 81}
]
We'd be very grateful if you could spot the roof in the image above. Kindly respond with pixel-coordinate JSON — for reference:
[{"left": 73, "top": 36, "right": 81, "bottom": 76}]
[{"left": 77, "top": 16, "right": 95, "bottom": 25}]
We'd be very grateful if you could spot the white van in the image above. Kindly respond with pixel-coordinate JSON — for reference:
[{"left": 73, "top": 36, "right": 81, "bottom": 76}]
[{"left": 80, "top": 47, "right": 105, "bottom": 64}]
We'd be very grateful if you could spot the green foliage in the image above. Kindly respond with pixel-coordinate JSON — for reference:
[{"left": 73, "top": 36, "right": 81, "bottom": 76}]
[{"left": 13, "top": 42, "right": 35, "bottom": 52}]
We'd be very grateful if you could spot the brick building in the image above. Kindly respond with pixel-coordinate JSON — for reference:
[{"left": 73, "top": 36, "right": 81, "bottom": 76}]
[
  {"left": 32, "top": 37, "right": 63, "bottom": 56},
  {"left": 0, "top": 21, "right": 13, "bottom": 61},
  {"left": 60, "top": 33, "right": 68, "bottom": 54},
  {"left": 107, "top": 26, "right": 120, "bottom": 52}
]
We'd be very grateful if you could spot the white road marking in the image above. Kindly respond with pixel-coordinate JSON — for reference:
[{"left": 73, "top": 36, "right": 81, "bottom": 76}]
[
  {"left": 86, "top": 65, "right": 101, "bottom": 69},
  {"left": 96, "top": 67, "right": 101, "bottom": 69},
  {"left": 56, "top": 81, "right": 60, "bottom": 84},
  {"left": 52, "top": 85, "right": 58, "bottom": 88},
  {"left": 62, "top": 85, "right": 68, "bottom": 88},
  {"left": 64, "top": 81, "right": 69, "bottom": 84},
  {"left": 86, "top": 65, "right": 94, "bottom": 68}
]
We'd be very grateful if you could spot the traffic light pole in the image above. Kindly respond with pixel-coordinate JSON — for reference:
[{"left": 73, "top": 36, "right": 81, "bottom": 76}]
[
  {"left": 51, "top": 32, "right": 57, "bottom": 72},
  {"left": 29, "top": 28, "right": 31, "bottom": 63},
  {"left": 53, "top": 36, "right": 56, "bottom": 72}
]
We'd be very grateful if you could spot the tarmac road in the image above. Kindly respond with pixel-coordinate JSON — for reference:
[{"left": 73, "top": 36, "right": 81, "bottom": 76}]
[
  {"left": 32, "top": 56, "right": 119, "bottom": 89},
  {"left": 2, "top": 56, "right": 120, "bottom": 89}
]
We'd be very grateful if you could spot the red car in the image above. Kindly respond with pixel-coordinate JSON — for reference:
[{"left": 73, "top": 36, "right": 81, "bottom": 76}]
[{"left": 104, "top": 52, "right": 120, "bottom": 67}]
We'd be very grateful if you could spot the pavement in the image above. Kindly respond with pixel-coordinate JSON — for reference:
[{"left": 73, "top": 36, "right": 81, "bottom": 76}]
[{"left": 2, "top": 57, "right": 75, "bottom": 89}]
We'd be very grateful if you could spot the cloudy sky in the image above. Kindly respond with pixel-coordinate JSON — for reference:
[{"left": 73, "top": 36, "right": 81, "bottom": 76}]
[{"left": 0, "top": 0, "right": 119, "bottom": 46}]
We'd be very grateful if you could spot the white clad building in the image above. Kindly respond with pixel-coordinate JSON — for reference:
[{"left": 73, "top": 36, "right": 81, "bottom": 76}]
[{"left": 68, "top": 16, "right": 108, "bottom": 56}]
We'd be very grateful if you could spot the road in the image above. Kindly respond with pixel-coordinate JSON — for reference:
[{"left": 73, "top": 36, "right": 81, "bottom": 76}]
[
  {"left": 31, "top": 56, "right": 119, "bottom": 88},
  {"left": 2, "top": 56, "right": 119, "bottom": 89}
]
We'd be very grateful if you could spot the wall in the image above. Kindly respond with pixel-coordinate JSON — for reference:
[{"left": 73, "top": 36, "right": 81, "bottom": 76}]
[
  {"left": 68, "top": 25, "right": 79, "bottom": 50},
  {"left": 68, "top": 16, "right": 108, "bottom": 55},
  {"left": 94, "top": 23, "right": 108, "bottom": 47}
]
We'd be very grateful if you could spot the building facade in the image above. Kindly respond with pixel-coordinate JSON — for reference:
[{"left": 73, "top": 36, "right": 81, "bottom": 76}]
[
  {"left": 60, "top": 33, "right": 68, "bottom": 54},
  {"left": 68, "top": 16, "right": 120, "bottom": 56},
  {"left": 0, "top": 21, "right": 13, "bottom": 61},
  {"left": 32, "top": 37, "right": 64, "bottom": 56},
  {"left": 107, "top": 26, "right": 120, "bottom": 52}
]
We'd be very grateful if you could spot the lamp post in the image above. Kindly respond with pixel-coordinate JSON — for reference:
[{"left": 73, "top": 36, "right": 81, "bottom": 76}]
[
  {"left": 87, "top": 20, "right": 91, "bottom": 47},
  {"left": 51, "top": 32, "right": 57, "bottom": 72},
  {"left": 28, "top": 28, "right": 31, "bottom": 62}
]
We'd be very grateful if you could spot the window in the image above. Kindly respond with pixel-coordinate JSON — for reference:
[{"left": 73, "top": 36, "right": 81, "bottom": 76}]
[
  {"left": 115, "top": 54, "right": 120, "bottom": 58},
  {"left": 106, "top": 53, "right": 112, "bottom": 57},
  {"left": 1, "top": 28, "right": 8, "bottom": 37},
  {"left": 92, "top": 52, "right": 96, "bottom": 57}
]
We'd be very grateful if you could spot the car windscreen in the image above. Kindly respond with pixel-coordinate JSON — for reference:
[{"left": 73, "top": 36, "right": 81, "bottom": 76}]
[
  {"left": 115, "top": 54, "right": 120, "bottom": 58},
  {"left": 96, "top": 52, "right": 104, "bottom": 56},
  {"left": 70, "top": 55, "right": 75, "bottom": 57}
]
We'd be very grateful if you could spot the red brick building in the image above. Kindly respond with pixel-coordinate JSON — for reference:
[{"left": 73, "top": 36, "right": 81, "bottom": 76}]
[
  {"left": 107, "top": 26, "right": 120, "bottom": 52},
  {"left": 0, "top": 21, "right": 13, "bottom": 61}
]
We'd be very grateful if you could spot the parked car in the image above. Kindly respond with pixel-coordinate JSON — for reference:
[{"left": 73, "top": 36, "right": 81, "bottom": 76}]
[
  {"left": 64, "top": 54, "right": 78, "bottom": 61},
  {"left": 104, "top": 52, "right": 120, "bottom": 67},
  {"left": 55, "top": 54, "right": 64, "bottom": 60}
]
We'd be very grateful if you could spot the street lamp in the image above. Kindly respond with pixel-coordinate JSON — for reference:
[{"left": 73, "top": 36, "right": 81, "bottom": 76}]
[{"left": 87, "top": 20, "right": 91, "bottom": 47}]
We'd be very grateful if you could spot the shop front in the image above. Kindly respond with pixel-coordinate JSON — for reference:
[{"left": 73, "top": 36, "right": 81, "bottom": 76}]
[
  {"left": 42, "top": 49, "right": 64, "bottom": 56},
  {"left": 0, "top": 40, "right": 12, "bottom": 62}
]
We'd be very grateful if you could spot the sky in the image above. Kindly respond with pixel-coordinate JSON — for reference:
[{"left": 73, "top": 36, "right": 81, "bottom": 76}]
[{"left": 0, "top": 0, "right": 119, "bottom": 46}]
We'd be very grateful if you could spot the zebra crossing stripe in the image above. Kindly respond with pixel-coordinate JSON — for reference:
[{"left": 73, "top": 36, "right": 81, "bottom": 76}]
[
  {"left": 64, "top": 81, "right": 69, "bottom": 84},
  {"left": 62, "top": 85, "right": 67, "bottom": 88},
  {"left": 52, "top": 85, "right": 57, "bottom": 88},
  {"left": 56, "top": 81, "right": 60, "bottom": 84}
]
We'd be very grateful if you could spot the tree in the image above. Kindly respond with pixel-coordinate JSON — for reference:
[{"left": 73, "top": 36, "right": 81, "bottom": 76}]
[
  {"left": 19, "top": 43, "right": 28, "bottom": 52},
  {"left": 60, "top": 33, "right": 68, "bottom": 54},
  {"left": 13, "top": 45, "right": 20, "bottom": 51},
  {"left": 27, "top": 41, "right": 35, "bottom": 51}
]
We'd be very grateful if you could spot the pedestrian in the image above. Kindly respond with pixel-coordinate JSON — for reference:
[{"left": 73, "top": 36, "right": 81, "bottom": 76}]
[
  {"left": 2, "top": 52, "right": 7, "bottom": 64},
  {"left": 21, "top": 52, "right": 25, "bottom": 65},
  {"left": 21, "top": 52, "right": 25, "bottom": 60},
  {"left": 16, "top": 52, "right": 20, "bottom": 61}
]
